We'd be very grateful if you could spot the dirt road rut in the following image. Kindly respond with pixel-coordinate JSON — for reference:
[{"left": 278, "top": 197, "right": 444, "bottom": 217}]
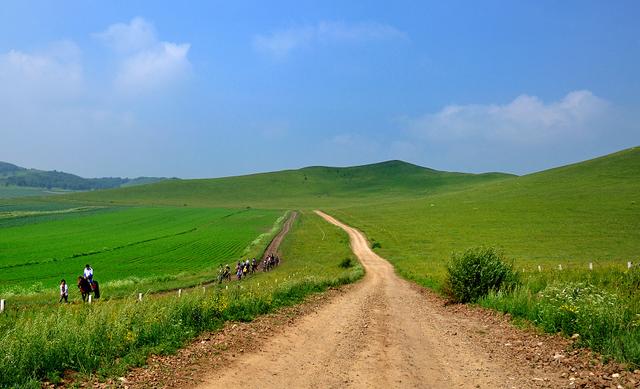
[{"left": 196, "top": 211, "right": 562, "bottom": 389}]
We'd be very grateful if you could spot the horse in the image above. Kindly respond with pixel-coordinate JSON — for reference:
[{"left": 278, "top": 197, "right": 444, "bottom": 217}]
[
  {"left": 77, "top": 276, "right": 92, "bottom": 302},
  {"left": 91, "top": 280, "right": 100, "bottom": 299}
]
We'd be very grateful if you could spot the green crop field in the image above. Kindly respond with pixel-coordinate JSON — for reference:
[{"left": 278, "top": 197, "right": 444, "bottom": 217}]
[
  {"left": 0, "top": 185, "right": 72, "bottom": 199},
  {"left": 0, "top": 205, "right": 284, "bottom": 301}
]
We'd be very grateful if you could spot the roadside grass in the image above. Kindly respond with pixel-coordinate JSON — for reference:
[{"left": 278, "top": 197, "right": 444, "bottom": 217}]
[
  {"left": 0, "top": 211, "right": 362, "bottom": 388},
  {"left": 479, "top": 269, "right": 640, "bottom": 367}
]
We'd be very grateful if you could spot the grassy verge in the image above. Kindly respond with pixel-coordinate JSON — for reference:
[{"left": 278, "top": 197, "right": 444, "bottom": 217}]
[
  {"left": 0, "top": 211, "right": 362, "bottom": 388},
  {"left": 479, "top": 267, "right": 640, "bottom": 367}
]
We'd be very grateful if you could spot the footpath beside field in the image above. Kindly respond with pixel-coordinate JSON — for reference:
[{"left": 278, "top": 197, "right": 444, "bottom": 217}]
[{"left": 191, "top": 212, "right": 576, "bottom": 388}]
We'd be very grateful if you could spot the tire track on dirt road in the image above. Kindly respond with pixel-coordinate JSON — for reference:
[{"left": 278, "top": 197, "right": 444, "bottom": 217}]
[{"left": 195, "top": 211, "right": 565, "bottom": 388}]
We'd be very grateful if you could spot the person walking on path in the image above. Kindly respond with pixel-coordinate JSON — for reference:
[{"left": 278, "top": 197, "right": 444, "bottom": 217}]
[{"left": 59, "top": 279, "right": 69, "bottom": 303}]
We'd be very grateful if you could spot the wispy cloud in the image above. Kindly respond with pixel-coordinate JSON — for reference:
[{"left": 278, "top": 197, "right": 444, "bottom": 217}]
[
  {"left": 94, "top": 17, "right": 156, "bottom": 53},
  {"left": 407, "top": 90, "right": 610, "bottom": 144},
  {"left": 389, "top": 90, "right": 638, "bottom": 173},
  {"left": 0, "top": 41, "right": 83, "bottom": 103},
  {"left": 96, "top": 17, "right": 191, "bottom": 94},
  {"left": 253, "top": 21, "right": 407, "bottom": 58}
]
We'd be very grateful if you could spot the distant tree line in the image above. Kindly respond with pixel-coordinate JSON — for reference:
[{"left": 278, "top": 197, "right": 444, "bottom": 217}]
[
  {"left": 0, "top": 162, "right": 166, "bottom": 191},
  {"left": 5, "top": 171, "right": 130, "bottom": 190}
]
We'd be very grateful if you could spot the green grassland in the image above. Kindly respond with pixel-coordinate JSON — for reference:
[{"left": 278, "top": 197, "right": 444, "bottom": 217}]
[
  {"left": 0, "top": 206, "right": 283, "bottom": 301},
  {"left": 1, "top": 146, "right": 639, "bottom": 378},
  {"left": 327, "top": 147, "right": 640, "bottom": 365},
  {"left": 0, "top": 211, "right": 362, "bottom": 387},
  {"left": 331, "top": 147, "right": 640, "bottom": 289}
]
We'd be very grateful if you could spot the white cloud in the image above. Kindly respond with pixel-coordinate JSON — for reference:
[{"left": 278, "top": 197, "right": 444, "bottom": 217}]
[
  {"left": 97, "top": 17, "right": 191, "bottom": 94},
  {"left": 408, "top": 90, "right": 610, "bottom": 144},
  {"left": 115, "top": 42, "right": 191, "bottom": 92},
  {"left": 94, "top": 17, "right": 156, "bottom": 53},
  {"left": 254, "top": 21, "right": 407, "bottom": 58},
  {"left": 0, "top": 41, "right": 83, "bottom": 102}
]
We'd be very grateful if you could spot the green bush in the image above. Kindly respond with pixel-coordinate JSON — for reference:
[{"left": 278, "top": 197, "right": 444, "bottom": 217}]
[
  {"left": 444, "top": 247, "right": 518, "bottom": 303},
  {"left": 339, "top": 258, "right": 353, "bottom": 268}
]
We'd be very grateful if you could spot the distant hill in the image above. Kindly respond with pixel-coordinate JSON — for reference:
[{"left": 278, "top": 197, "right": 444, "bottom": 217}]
[
  {"left": 328, "top": 146, "right": 640, "bottom": 281},
  {"left": 0, "top": 162, "right": 167, "bottom": 194},
  {"left": 66, "top": 160, "right": 514, "bottom": 208}
]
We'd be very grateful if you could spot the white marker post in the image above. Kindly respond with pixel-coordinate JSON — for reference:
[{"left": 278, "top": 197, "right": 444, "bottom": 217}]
[
  {"left": 589, "top": 262, "right": 593, "bottom": 271},
  {"left": 203, "top": 286, "right": 206, "bottom": 293},
  {"left": 538, "top": 265, "right": 542, "bottom": 272},
  {"left": 225, "top": 285, "right": 228, "bottom": 290},
  {"left": 558, "top": 264, "right": 563, "bottom": 271},
  {"left": 0, "top": 299, "right": 5, "bottom": 313},
  {"left": 138, "top": 293, "right": 143, "bottom": 302},
  {"left": 178, "top": 289, "right": 182, "bottom": 297},
  {"left": 88, "top": 295, "right": 92, "bottom": 304},
  {"left": 628, "top": 261, "right": 633, "bottom": 269}
]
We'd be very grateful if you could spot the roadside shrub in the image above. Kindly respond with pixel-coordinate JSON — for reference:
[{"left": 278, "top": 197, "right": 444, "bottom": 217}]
[
  {"left": 444, "top": 247, "right": 519, "bottom": 303},
  {"left": 339, "top": 258, "right": 353, "bottom": 268}
]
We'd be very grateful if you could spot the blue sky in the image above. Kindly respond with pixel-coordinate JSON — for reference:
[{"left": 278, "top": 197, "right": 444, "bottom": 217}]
[{"left": 1, "top": 1, "right": 638, "bottom": 178}]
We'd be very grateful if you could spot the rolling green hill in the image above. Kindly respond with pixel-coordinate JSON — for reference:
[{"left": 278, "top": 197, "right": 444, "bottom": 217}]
[
  {"left": 64, "top": 160, "right": 513, "bottom": 208},
  {"left": 331, "top": 146, "right": 640, "bottom": 285}
]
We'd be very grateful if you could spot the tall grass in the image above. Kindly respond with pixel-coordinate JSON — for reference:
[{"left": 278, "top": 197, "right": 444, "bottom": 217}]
[{"left": 0, "top": 272, "right": 361, "bottom": 387}]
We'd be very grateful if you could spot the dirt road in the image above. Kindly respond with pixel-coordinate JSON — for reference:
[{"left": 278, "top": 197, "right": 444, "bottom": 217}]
[
  {"left": 195, "top": 211, "right": 567, "bottom": 389},
  {"left": 261, "top": 211, "right": 298, "bottom": 260}
]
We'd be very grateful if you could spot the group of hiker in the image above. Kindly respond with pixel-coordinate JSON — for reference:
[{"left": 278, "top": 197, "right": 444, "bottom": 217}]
[
  {"left": 58, "top": 264, "right": 100, "bottom": 303},
  {"left": 217, "top": 254, "right": 281, "bottom": 283},
  {"left": 59, "top": 254, "right": 284, "bottom": 303},
  {"left": 262, "top": 254, "right": 280, "bottom": 271}
]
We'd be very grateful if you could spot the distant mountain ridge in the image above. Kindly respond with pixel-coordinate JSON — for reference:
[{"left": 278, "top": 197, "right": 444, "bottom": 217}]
[{"left": 0, "top": 161, "right": 167, "bottom": 191}]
